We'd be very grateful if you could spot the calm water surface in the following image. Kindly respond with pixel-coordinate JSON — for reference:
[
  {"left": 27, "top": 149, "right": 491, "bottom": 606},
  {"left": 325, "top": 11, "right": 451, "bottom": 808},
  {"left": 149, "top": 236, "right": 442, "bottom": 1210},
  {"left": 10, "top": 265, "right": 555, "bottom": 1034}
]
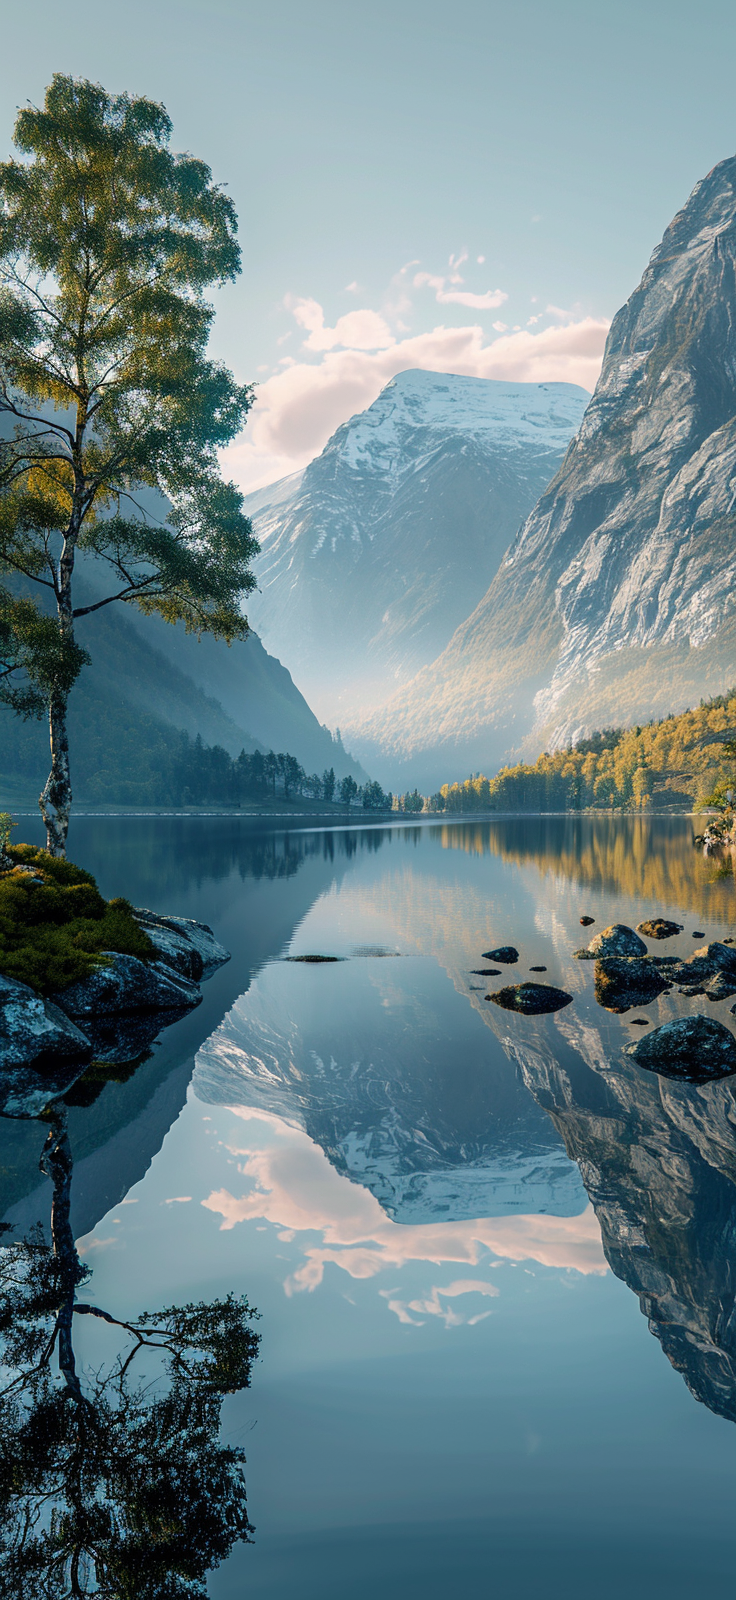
[{"left": 2, "top": 815, "right": 736, "bottom": 1597}]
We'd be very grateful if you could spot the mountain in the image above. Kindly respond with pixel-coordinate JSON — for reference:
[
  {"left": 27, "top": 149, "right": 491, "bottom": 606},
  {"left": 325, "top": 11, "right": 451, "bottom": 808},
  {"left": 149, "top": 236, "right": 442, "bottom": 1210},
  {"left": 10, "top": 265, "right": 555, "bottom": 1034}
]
[
  {"left": 357, "top": 158, "right": 736, "bottom": 789},
  {"left": 244, "top": 370, "right": 589, "bottom": 728},
  {"left": 0, "top": 558, "right": 367, "bottom": 805}
]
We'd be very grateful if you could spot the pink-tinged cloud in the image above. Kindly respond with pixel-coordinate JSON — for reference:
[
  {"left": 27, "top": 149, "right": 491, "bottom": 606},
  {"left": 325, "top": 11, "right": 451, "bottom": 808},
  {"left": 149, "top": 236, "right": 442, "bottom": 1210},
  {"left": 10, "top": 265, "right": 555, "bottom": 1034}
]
[
  {"left": 224, "top": 316, "right": 609, "bottom": 492},
  {"left": 201, "top": 1109, "right": 607, "bottom": 1298},
  {"left": 291, "top": 296, "right": 394, "bottom": 352}
]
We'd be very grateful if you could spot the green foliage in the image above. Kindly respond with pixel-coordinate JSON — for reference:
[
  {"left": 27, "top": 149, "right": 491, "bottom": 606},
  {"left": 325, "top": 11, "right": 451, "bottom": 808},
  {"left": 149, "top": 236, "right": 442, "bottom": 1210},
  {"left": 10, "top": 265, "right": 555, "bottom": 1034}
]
[
  {"left": 0, "top": 587, "right": 89, "bottom": 718},
  {"left": 434, "top": 692, "right": 736, "bottom": 814},
  {"left": 0, "top": 845, "right": 153, "bottom": 993}
]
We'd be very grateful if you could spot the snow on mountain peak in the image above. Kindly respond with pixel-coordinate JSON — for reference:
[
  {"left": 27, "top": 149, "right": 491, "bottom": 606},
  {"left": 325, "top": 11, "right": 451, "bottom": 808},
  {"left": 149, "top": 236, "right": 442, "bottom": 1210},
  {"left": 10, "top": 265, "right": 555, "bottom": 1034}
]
[{"left": 330, "top": 369, "right": 590, "bottom": 478}]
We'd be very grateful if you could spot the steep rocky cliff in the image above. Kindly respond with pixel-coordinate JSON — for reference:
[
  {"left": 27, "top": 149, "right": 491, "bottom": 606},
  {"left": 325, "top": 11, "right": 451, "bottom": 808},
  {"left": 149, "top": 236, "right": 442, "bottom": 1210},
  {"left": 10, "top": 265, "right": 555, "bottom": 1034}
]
[{"left": 357, "top": 158, "right": 736, "bottom": 788}]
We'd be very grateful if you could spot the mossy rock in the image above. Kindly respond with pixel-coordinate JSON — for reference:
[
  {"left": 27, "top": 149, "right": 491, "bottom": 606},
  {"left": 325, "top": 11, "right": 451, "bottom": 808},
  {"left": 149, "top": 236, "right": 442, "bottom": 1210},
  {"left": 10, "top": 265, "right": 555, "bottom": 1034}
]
[{"left": 0, "top": 844, "right": 154, "bottom": 995}]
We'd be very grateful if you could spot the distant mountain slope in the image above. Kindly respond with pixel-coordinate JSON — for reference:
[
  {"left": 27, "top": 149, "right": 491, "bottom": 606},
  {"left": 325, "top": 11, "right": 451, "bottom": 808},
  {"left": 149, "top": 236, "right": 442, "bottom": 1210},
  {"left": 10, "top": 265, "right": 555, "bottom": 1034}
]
[
  {"left": 0, "top": 560, "right": 367, "bottom": 804},
  {"left": 356, "top": 158, "right": 736, "bottom": 789},
  {"left": 245, "top": 370, "right": 589, "bottom": 725}
]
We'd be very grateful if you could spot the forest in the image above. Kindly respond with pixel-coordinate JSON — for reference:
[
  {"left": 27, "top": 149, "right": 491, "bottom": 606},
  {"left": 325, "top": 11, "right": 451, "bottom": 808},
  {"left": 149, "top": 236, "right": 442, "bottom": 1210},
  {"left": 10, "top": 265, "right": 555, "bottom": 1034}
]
[{"left": 432, "top": 692, "right": 736, "bottom": 814}]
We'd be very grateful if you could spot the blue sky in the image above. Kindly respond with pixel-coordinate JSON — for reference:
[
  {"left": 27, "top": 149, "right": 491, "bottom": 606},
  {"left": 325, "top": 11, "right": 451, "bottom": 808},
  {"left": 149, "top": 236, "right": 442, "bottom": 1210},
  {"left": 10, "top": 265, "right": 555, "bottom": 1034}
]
[{"left": 2, "top": 0, "right": 736, "bottom": 486}]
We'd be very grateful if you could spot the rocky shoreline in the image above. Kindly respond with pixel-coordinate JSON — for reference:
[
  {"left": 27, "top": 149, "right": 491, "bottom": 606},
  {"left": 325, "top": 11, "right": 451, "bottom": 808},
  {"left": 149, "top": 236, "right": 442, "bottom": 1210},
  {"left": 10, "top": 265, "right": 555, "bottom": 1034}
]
[{"left": 0, "top": 908, "right": 229, "bottom": 1116}]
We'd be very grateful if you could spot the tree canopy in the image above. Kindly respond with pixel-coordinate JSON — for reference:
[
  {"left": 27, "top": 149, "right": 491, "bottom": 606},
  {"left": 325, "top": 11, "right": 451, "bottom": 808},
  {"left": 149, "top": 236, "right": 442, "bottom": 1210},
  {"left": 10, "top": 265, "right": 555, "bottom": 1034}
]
[{"left": 0, "top": 74, "right": 259, "bottom": 851}]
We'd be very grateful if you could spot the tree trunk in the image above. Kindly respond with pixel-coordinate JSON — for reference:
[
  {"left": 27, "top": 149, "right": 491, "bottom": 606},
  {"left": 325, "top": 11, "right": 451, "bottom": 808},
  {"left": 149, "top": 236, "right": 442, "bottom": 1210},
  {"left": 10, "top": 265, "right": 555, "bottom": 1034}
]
[
  {"left": 39, "top": 525, "right": 78, "bottom": 857},
  {"left": 39, "top": 683, "right": 72, "bottom": 857}
]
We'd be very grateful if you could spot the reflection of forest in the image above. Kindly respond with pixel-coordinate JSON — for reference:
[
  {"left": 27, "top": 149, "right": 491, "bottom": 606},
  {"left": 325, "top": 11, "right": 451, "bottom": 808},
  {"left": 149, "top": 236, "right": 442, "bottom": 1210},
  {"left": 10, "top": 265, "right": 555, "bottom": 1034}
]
[
  {"left": 0, "top": 1107, "right": 259, "bottom": 1597},
  {"left": 434, "top": 817, "right": 735, "bottom": 919}
]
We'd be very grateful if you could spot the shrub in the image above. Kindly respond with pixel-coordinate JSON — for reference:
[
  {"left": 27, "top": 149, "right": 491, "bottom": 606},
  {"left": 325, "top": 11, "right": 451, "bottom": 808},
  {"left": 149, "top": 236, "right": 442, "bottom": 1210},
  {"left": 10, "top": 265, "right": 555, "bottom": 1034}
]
[{"left": 0, "top": 846, "right": 154, "bottom": 994}]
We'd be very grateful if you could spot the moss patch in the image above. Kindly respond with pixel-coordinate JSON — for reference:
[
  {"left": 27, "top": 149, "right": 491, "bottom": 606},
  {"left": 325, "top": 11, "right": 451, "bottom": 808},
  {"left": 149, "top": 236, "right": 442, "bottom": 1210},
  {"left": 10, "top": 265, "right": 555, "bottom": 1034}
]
[{"left": 0, "top": 844, "right": 154, "bottom": 995}]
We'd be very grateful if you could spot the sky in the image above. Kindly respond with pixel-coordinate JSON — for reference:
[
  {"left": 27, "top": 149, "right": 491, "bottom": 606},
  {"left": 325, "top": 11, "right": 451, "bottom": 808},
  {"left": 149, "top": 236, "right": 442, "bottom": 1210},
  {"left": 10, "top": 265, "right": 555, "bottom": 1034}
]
[{"left": 2, "top": 0, "right": 736, "bottom": 490}]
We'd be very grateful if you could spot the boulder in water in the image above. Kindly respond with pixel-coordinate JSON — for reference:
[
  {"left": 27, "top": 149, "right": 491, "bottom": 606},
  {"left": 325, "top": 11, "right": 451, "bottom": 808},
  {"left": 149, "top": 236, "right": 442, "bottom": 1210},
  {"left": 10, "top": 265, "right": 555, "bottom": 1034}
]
[
  {"left": 626, "top": 1014, "right": 736, "bottom": 1083},
  {"left": 53, "top": 953, "right": 201, "bottom": 1018},
  {"left": 133, "top": 908, "right": 230, "bottom": 977},
  {"left": 481, "top": 946, "right": 519, "bottom": 964},
  {"left": 594, "top": 957, "right": 673, "bottom": 1013},
  {"left": 587, "top": 924, "right": 648, "bottom": 958},
  {"left": 0, "top": 972, "right": 92, "bottom": 1077},
  {"left": 486, "top": 982, "right": 572, "bottom": 1015},
  {"left": 636, "top": 918, "right": 684, "bottom": 939}
]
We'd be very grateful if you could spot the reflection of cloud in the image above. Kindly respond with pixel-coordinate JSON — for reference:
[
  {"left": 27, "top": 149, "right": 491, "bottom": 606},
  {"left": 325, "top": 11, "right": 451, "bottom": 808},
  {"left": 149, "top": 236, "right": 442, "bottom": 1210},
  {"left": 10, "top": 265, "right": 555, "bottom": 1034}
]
[
  {"left": 381, "top": 1278, "right": 499, "bottom": 1327},
  {"left": 201, "top": 1110, "right": 606, "bottom": 1294}
]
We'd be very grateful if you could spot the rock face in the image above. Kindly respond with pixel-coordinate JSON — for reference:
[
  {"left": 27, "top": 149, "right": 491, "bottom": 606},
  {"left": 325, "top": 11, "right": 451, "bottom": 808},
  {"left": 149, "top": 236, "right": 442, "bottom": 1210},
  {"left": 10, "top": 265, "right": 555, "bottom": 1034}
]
[
  {"left": 0, "top": 974, "right": 92, "bottom": 1087},
  {"left": 52, "top": 953, "right": 201, "bottom": 1020},
  {"left": 486, "top": 983, "right": 573, "bottom": 1015},
  {"left": 587, "top": 924, "right": 648, "bottom": 958},
  {"left": 356, "top": 158, "right": 736, "bottom": 784},
  {"left": 626, "top": 1015, "right": 736, "bottom": 1083},
  {"left": 133, "top": 909, "right": 230, "bottom": 980},
  {"left": 245, "top": 370, "right": 588, "bottom": 727}
]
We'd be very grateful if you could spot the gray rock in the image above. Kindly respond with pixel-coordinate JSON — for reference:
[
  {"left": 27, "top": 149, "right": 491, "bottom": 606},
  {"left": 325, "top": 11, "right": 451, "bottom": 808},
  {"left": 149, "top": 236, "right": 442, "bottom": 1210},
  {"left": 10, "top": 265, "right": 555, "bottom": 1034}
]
[
  {"left": 594, "top": 957, "right": 672, "bottom": 1014},
  {"left": 626, "top": 1015, "right": 736, "bottom": 1083},
  {"left": 134, "top": 908, "right": 229, "bottom": 975},
  {"left": 486, "top": 982, "right": 573, "bottom": 1015},
  {"left": 80, "top": 1008, "right": 191, "bottom": 1065},
  {"left": 587, "top": 924, "right": 648, "bottom": 958},
  {"left": 0, "top": 966, "right": 92, "bottom": 1081},
  {"left": 481, "top": 946, "right": 519, "bottom": 964},
  {"left": 53, "top": 952, "right": 201, "bottom": 1019},
  {"left": 636, "top": 918, "right": 684, "bottom": 939},
  {"left": 692, "top": 942, "right": 736, "bottom": 974},
  {"left": 572, "top": 948, "right": 597, "bottom": 960},
  {"left": 705, "top": 972, "right": 736, "bottom": 1002}
]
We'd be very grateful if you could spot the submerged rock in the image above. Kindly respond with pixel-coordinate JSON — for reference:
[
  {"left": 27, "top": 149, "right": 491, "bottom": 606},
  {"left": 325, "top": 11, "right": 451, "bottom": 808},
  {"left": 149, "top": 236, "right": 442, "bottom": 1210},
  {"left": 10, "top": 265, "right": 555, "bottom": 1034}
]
[
  {"left": 470, "top": 968, "right": 501, "bottom": 975},
  {"left": 0, "top": 973, "right": 92, "bottom": 1078},
  {"left": 626, "top": 1014, "right": 736, "bottom": 1083},
  {"left": 486, "top": 982, "right": 572, "bottom": 1015},
  {"left": 587, "top": 924, "right": 648, "bottom": 958},
  {"left": 286, "top": 954, "right": 344, "bottom": 963},
  {"left": 481, "top": 946, "right": 519, "bottom": 964},
  {"left": 594, "top": 957, "right": 673, "bottom": 1013},
  {"left": 579, "top": 916, "right": 595, "bottom": 926},
  {"left": 53, "top": 953, "right": 201, "bottom": 1019},
  {"left": 636, "top": 918, "right": 684, "bottom": 939}
]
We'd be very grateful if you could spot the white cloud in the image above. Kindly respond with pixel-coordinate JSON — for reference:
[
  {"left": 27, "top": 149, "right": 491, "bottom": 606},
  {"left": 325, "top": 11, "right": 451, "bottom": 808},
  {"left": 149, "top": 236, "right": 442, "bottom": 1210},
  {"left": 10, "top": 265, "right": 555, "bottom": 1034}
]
[
  {"left": 344, "top": 280, "right": 360, "bottom": 293},
  {"left": 291, "top": 295, "right": 394, "bottom": 352},
  {"left": 224, "top": 314, "right": 610, "bottom": 491},
  {"left": 476, "top": 254, "right": 486, "bottom": 264},
  {"left": 413, "top": 269, "right": 508, "bottom": 311}
]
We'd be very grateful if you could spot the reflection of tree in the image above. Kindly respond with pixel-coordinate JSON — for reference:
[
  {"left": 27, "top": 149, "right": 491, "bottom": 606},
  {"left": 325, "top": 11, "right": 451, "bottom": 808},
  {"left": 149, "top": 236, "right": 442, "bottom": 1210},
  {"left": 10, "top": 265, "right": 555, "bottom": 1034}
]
[
  {"left": 433, "top": 815, "right": 735, "bottom": 919},
  {"left": 0, "top": 1109, "right": 260, "bottom": 1598}
]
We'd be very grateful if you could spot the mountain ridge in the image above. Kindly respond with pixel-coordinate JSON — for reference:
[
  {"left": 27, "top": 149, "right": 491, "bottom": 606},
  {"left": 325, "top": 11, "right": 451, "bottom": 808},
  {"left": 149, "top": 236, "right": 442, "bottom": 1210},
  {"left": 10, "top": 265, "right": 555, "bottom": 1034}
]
[
  {"left": 354, "top": 158, "right": 736, "bottom": 788},
  {"left": 245, "top": 370, "right": 589, "bottom": 727}
]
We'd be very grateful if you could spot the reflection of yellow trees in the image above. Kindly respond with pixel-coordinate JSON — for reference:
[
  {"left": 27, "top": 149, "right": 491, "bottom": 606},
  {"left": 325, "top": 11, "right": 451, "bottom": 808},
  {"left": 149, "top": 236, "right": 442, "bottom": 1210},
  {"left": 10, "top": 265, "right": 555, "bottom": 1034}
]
[
  {"left": 437, "top": 692, "right": 736, "bottom": 814},
  {"left": 432, "top": 816, "right": 736, "bottom": 919}
]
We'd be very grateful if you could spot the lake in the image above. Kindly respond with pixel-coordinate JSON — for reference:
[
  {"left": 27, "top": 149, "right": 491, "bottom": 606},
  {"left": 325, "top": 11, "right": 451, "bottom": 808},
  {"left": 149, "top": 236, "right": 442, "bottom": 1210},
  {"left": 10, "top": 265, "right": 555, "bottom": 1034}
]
[{"left": 1, "top": 814, "right": 735, "bottom": 1598}]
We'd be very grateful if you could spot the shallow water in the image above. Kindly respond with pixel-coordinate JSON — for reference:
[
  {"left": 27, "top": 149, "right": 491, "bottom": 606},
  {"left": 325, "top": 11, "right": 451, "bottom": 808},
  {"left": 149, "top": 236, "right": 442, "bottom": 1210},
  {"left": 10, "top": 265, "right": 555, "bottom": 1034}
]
[{"left": 1, "top": 815, "right": 736, "bottom": 1597}]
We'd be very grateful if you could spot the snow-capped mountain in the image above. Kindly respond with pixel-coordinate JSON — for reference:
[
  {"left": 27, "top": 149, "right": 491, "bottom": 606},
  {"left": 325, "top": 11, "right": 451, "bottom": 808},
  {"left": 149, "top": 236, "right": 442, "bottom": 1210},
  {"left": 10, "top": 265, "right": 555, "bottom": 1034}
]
[
  {"left": 357, "top": 157, "right": 736, "bottom": 787},
  {"left": 244, "top": 371, "right": 589, "bottom": 727}
]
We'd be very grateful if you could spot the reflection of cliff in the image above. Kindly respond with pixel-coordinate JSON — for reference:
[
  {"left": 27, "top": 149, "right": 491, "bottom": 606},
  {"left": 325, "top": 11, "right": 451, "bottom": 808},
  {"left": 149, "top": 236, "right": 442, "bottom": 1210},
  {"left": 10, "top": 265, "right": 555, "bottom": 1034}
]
[
  {"left": 502, "top": 1012, "right": 736, "bottom": 1422},
  {"left": 193, "top": 959, "right": 587, "bottom": 1221},
  {"left": 433, "top": 816, "right": 735, "bottom": 922}
]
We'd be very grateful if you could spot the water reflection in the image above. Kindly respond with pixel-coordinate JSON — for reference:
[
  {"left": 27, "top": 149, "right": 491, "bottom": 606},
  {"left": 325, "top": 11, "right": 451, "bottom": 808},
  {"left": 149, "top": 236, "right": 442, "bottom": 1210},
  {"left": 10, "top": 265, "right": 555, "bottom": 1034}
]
[{"left": 0, "top": 1107, "right": 259, "bottom": 1597}]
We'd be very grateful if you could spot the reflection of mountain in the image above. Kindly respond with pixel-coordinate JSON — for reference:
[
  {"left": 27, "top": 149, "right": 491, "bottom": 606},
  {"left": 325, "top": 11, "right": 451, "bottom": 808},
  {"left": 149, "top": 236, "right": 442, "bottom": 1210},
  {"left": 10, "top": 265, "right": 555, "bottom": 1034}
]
[
  {"left": 495, "top": 1007, "right": 736, "bottom": 1422},
  {"left": 193, "top": 959, "right": 587, "bottom": 1221}
]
